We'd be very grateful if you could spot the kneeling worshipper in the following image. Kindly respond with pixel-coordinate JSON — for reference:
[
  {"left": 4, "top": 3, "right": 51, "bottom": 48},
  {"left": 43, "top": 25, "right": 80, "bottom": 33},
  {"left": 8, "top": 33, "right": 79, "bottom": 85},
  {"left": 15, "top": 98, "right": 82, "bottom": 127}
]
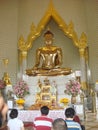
[{"left": 34, "top": 106, "right": 53, "bottom": 130}]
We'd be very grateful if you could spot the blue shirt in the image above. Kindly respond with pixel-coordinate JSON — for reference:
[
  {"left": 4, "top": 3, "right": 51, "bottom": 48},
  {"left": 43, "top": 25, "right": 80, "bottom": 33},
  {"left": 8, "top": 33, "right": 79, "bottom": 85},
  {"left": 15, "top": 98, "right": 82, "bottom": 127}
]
[{"left": 65, "top": 120, "right": 82, "bottom": 130}]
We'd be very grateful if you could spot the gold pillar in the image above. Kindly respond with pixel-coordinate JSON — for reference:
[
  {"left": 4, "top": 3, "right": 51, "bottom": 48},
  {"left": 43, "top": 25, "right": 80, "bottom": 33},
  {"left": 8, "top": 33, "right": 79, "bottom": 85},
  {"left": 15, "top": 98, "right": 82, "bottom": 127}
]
[
  {"left": 91, "top": 90, "right": 96, "bottom": 113},
  {"left": 20, "top": 51, "right": 27, "bottom": 77},
  {"left": 78, "top": 32, "right": 87, "bottom": 91},
  {"left": 79, "top": 48, "right": 87, "bottom": 90}
]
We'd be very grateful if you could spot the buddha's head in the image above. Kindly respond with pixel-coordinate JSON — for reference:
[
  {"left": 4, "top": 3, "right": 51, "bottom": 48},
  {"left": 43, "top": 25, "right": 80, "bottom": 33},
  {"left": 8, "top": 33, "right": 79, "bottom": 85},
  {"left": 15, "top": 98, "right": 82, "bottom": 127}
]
[{"left": 44, "top": 30, "right": 54, "bottom": 46}]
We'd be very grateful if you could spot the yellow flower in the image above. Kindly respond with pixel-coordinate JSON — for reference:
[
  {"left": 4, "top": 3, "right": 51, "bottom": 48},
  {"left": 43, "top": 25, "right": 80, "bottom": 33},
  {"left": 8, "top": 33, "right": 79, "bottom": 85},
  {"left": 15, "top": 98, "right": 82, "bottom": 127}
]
[
  {"left": 60, "top": 98, "right": 69, "bottom": 104},
  {"left": 16, "top": 98, "right": 25, "bottom": 104}
]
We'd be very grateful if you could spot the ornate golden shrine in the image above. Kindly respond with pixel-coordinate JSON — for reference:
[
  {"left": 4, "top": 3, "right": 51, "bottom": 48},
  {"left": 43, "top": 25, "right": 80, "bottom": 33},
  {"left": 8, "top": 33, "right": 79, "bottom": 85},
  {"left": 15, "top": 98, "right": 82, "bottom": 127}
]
[
  {"left": 36, "top": 78, "right": 57, "bottom": 104},
  {"left": 28, "top": 78, "right": 60, "bottom": 110},
  {"left": 18, "top": 0, "right": 88, "bottom": 90}
]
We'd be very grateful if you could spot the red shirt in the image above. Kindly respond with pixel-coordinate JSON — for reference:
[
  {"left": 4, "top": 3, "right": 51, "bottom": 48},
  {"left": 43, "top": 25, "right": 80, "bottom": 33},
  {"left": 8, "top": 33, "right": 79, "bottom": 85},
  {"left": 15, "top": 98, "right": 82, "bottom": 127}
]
[
  {"left": 73, "top": 115, "right": 81, "bottom": 124},
  {"left": 34, "top": 115, "right": 53, "bottom": 130}
]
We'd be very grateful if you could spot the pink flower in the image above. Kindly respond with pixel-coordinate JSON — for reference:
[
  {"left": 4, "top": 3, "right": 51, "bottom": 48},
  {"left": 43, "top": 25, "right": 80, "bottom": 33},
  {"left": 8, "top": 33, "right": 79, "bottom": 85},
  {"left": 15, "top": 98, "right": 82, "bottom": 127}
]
[
  {"left": 13, "top": 80, "right": 29, "bottom": 98},
  {"left": 65, "top": 79, "right": 81, "bottom": 95}
]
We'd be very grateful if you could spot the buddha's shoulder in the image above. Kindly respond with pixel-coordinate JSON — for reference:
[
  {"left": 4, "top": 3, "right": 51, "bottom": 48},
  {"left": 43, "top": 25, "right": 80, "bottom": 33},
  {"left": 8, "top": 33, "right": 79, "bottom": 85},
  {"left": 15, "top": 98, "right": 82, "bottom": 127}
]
[{"left": 37, "top": 46, "right": 61, "bottom": 51}]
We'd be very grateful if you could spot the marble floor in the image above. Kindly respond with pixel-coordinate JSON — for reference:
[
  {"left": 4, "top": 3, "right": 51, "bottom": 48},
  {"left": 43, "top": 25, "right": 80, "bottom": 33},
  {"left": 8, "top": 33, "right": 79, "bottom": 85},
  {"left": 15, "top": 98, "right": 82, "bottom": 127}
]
[
  {"left": 1, "top": 110, "right": 98, "bottom": 130},
  {"left": 81, "top": 110, "right": 98, "bottom": 130}
]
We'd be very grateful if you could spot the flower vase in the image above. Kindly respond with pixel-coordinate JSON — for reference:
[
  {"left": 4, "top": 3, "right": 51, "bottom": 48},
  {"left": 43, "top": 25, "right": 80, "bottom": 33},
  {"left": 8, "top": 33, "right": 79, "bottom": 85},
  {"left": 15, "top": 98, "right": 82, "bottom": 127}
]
[
  {"left": 63, "top": 103, "right": 68, "bottom": 107},
  {"left": 71, "top": 95, "right": 76, "bottom": 104}
]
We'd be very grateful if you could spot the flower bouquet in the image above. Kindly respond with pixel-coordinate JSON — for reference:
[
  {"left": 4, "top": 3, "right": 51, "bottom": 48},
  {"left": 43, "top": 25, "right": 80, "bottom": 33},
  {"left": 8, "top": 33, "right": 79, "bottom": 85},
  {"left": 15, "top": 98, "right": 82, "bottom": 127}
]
[
  {"left": 13, "top": 80, "right": 29, "bottom": 98},
  {"left": 65, "top": 79, "right": 81, "bottom": 96},
  {"left": 59, "top": 97, "right": 69, "bottom": 107},
  {"left": 13, "top": 80, "right": 29, "bottom": 109},
  {"left": 65, "top": 79, "right": 81, "bottom": 104},
  {"left": 16, "top": 98, "right": 25, "bottom": 105},
  {"left": 16, "top": 98, "right": 25, "bottom": 109},
  {"left": 60, "top": 98, "right": 69, "bottom": 104}
]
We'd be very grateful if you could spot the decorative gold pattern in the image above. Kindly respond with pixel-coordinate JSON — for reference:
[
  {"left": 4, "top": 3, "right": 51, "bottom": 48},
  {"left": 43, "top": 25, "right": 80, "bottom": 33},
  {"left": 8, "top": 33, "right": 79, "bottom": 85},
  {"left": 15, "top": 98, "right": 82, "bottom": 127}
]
[
  {"left": 21, "top": 51, "right": 27, "bottom": 59},
  {"left": 2, "top": 72, "right": 11, "bottom": 86},
  {"left": 3, "top": 59, "right": 9, "bottom": 66},
  {"left": 2, "top": 59, "right": 12, "bottom": 86},
  {"left": 79, "top": 32, "right": 87, "bottom": 57},
  {"left": 18, "top": 0, "right": 87, "bottom": 59},
  {"left": 81, "top": 82, "right": 88, "bottom": 90}
]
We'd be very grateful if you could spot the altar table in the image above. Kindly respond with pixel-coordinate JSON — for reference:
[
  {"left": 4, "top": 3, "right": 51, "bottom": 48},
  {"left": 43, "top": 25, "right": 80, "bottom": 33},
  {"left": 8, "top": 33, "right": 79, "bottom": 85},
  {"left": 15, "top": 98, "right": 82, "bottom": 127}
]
[
  {"left": 8, "top": 104, "right": 84, "bottom": 122},
  {"left": 8, "top": 110, "right": 65, "bottom": 122}
]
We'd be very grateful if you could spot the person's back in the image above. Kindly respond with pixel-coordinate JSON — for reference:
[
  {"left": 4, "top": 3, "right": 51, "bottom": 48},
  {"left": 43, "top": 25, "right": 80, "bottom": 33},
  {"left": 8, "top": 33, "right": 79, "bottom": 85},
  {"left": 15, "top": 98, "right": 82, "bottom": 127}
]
[
  {"left": 72, "top": 106, "right": 85, "bottom": 130},
  {"left": 7, "top": 109, "right": 24, "bottom": 130},
  {"left": 73, "top": 115, "right": 85, "bottom": 130},
  {"left": 52, "top": 118, "right": 68, "bottom": 130},
  {"left": 73, "top": 114, "right": 81, "bottom": 124},
  {"left": 34, "top": 106, "right": 53, "bottom": 130},
  {"left": 65, "top": 107, "right": 82, "bottom": 130}
]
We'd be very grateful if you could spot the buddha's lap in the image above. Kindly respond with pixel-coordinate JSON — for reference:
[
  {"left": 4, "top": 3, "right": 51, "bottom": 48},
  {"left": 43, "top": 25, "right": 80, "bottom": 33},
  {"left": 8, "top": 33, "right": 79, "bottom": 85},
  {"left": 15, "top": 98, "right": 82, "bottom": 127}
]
[{"left": 26, "top": 67, "right": 72, "bottom": 76}]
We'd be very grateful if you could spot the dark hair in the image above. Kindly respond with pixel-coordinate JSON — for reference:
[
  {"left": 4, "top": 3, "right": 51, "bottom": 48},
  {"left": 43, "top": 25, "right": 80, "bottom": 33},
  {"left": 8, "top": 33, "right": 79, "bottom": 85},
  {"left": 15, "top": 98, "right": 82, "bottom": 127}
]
[
  {"left": 52, "top": 118, "right": 67, "bottom": 130},
  {"left": 10, "top": 109, "right": 18, "bottom": 119},
  {"left": 40, "top": 106, "right": 49, "bottom": 115},
  {"left": 65, "top": 107, "right": 75, "bottom": 118},
  {"left": 44, "top": 30, "right": 54, "bottom": 37}
]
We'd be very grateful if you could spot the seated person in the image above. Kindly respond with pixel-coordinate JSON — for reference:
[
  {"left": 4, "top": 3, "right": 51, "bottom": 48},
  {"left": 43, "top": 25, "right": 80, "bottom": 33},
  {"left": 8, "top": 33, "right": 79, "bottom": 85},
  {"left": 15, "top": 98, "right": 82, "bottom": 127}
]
[
  {"left": 73, "top": 115, "right": 85, "bottom": 130},
  {"left": 65, "top": 107, "right": 82, "bottom": 130},
  {"left": 34, "top": 106, "right": 53, "bottom": 130},
  {"left": 52, "top": 118, "right": 68, "bottom": 130},
  {"left": 26, "top": 30, "right": 72, "bottom": 76},
  {"left": 0, "top": 95, "right": 8, "bottom": 127},
  {"left": 7, "top": 109, "right": 24, "bottom": 130},
  {"left": 73, "top": 111, "right": 85, "bottom": 130},
  {"left": 71, "top": 105, "right": 85, "bottom": 130},
  {"left": 73, "top": 114, "right": 81, "bottom": 124}
]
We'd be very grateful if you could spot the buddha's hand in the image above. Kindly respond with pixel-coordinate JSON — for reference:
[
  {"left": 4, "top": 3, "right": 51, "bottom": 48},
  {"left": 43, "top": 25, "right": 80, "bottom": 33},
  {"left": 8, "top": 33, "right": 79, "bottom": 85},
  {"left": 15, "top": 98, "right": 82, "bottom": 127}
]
[{"left": 54, "top": 65, "right": 61, "bottom": 69}]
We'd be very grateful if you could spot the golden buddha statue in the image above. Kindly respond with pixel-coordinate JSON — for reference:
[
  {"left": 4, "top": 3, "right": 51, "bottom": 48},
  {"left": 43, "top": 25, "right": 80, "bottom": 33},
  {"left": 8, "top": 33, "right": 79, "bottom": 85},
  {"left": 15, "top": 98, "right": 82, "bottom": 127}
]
[
  {"left": 2, "top": 72, "right": 11, "bottom": 86},
  {"left": 26, "top": 30, "right": 72, "bottom": 76}
]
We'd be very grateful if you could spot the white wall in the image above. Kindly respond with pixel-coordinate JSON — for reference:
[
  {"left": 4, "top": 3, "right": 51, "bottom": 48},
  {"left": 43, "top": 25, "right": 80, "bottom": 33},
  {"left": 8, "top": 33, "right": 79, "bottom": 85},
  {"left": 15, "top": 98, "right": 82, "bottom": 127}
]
[
  {"left": 0, "top": 0, "right": 18, "bottom": 84},
  {"left": 84, "top": 0, "right": 98, "bottom": 84}
]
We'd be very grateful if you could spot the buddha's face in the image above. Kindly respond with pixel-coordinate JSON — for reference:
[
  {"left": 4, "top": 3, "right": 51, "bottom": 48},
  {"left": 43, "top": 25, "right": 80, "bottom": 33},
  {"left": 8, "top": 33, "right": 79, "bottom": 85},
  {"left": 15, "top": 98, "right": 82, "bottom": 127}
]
[{"left": 44, "top": 34, "right": 53, "bottom": 46}]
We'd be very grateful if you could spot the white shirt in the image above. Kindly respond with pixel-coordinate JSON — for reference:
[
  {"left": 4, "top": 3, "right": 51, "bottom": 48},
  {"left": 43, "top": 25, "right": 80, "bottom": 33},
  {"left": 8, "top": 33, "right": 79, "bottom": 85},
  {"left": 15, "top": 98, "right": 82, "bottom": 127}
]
[{"left": 7, "top": 117, "right": 24, "bottom": 130}]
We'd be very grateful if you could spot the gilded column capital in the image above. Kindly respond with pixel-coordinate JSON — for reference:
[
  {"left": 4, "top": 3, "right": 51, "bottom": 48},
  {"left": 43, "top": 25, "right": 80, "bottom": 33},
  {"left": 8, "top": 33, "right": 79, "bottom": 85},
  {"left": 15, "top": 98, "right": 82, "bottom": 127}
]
[
  {"left": 79, "top": 48, "right": 85, "bottom": 57},
  {"left": 21, "top": 51, "right": 27, "bottom": 59},
  {"left": 78, "top": 32, "right": 87, "bottom": 58},
  {"left": 18, "top": 35, "right": 32, "bottom": 52}
]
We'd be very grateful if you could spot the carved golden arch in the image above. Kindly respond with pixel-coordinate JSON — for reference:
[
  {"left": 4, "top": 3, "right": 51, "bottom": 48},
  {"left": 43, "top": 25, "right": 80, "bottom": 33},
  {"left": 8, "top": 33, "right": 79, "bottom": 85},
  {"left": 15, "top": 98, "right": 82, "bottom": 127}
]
[
  {"left": 18, "top": 1, "right": 87, "bottom": 57},
  {"left": 18, "top": 1, "right": 88, "bottom": 90}
]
